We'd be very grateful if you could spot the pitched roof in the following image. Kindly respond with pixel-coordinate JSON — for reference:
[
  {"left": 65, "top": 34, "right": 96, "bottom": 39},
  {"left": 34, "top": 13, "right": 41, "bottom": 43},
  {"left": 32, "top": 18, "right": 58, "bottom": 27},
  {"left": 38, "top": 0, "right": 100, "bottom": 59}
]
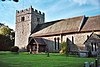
[
  {"left": 84, "top": 33, "right": 100, "bottom": 44},
  {"left": 81, "top": 15, "right": 100, "bottom": 31},
  {"left": 32, "top": 20, "right": 61, "bottom": 33},
  {"left": 28, "top": 37, "right": 46, "bottom": 45},
  {"left": 31, "top": 15, "right": 100, "bottom": 37},
  {"left": 31, "top": 16, "right": 83, "bottom": 37},
  {"left": 34, "top": 37, "right": 46, "bottom": 45}
]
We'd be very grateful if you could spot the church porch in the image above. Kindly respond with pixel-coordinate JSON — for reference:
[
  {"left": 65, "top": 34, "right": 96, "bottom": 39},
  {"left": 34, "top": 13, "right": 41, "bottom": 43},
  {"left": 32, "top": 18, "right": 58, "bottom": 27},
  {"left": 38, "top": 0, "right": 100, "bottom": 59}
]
[{"left": 27, "top": 37, "right": 46, "bottom": 54}]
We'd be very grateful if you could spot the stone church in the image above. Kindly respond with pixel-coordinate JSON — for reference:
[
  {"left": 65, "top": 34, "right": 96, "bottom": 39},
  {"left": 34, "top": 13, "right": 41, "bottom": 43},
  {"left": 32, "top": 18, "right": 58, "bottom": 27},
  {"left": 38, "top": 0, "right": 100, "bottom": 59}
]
[{"left": 15, "top": 6, "right": 100, "bottom": 54}]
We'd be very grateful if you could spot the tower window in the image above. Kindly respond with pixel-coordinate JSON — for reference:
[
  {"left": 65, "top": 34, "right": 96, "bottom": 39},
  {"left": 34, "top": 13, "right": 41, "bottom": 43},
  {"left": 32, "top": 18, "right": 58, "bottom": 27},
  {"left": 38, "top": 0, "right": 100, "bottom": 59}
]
[
  {"left": 21, "top": 17, "right": 25, "bottom": 21},
  {"left": 37, "top": 18, "right": 40, "bottom": 22}
]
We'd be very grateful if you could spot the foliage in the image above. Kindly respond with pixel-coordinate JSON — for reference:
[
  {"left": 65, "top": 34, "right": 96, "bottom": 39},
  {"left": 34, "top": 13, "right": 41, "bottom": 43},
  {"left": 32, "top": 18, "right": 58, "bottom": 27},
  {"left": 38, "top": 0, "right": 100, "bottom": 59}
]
[
  {"left": 0, "top": 34, "right": 13, "bottom": 51},
  {"left": 0, "top": 25, "right": 14, "bottom": 51},
  {"left": 0, "top": 23, "right": 5, "bottom": 26},
  {"left": 0, "top": 26, "right": 12, "bottom": 35},
  {"left": 1, "top": 0, "right": 19, "bottom": 2},
  {"left": 86, "top": 45, "right": 93, "bottom": 57},
  {"left": 10, "top": 46, "right": 19, "bottom": 52},
  {"left": 0, "top": 52, "right": 95, "bottom": 67},
  {"left": 60, "top": 41, "right": 68, "bottom": 55}
]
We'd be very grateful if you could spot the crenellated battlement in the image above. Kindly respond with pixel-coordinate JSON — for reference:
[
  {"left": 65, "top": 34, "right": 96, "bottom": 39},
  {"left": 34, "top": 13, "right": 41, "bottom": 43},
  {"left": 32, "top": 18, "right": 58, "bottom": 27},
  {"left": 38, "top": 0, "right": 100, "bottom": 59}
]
[
  {"left": 15, "top": 6, "right": 45, "bottom": 51},
  {"left": 16, "top": 6, "right": 45, "bottom": 16}
]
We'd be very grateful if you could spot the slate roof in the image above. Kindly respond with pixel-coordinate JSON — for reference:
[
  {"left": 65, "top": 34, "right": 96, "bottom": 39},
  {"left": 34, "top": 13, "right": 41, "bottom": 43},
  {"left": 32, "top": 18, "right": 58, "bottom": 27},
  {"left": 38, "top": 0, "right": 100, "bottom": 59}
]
[
  {"left": 81, "top": 15, "right": 100, "bottom": 31},
  {"left": 33, "top": 37, "right": 46, "bottom": 45},
  {"left": 84, "top": 33, "right": 100, "bottom": 44},
  {"left": 28, "top": 37, "right": 46, "bottom": 45},
  {"left": 32, "top": 20, "right": 62, "bottom": 33},
  {"left": 31, "top": 15, "right": 100, "bottom": 37},
  {"left": 31, "top": 16, "right": 83, "bottom": 37}
]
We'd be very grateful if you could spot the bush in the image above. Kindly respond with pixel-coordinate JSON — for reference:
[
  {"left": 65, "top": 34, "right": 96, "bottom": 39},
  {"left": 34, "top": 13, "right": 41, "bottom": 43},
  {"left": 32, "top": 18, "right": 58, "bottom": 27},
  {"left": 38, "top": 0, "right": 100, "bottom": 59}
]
[
  {"left": 60, "top": 42, "right": 68, "bottom": 55},
  {"left": 11, "top": 46, "right": 19, "bottom": 52},
  {"left": 0, "top": 34, "right": 14, "bottom": 51}
]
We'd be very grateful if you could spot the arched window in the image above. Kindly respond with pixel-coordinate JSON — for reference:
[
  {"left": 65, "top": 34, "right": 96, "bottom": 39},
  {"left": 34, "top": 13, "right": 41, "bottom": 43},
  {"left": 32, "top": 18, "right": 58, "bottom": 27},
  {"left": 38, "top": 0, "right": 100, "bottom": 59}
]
[
  {"left": 57, "top": 37, "right": 60, "bottom": 50},
  {"left": 54, "top": 38, "right": 56, "bottom": 50},
  {"left": 94, "top": 43, "right": 97, "bottom": 51},
  {"left": 72, "top": 36, "right": 74, "bottom": 44},
  {"left": 91, "top": 42, "right": 93, "bottom": 51}
]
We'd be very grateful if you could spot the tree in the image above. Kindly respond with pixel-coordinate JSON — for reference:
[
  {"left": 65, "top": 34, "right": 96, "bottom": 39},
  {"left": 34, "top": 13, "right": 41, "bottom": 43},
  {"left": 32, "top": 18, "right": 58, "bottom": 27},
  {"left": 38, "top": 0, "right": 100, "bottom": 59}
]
[
  {"left": 0, "top": 26, "right": 12, "bottom": 35},
  {"left": 0, "top": 34, "right": 13, "bottom": 51},
  {"left": 1, "top": 0, "right": 19, "bottom": 2},
  {"left": 0, "top": 25, "right": 14, "bottom": 51},
  {"left": 0, "top": 23, "right": 5, "bottom": 27}
]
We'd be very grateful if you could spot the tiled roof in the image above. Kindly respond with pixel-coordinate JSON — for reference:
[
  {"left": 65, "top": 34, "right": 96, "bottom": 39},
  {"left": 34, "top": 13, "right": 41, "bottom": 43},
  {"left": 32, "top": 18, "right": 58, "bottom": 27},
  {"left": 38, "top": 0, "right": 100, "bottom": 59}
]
[
  {"left": 28, "top": 37, "right": 46, "bottom": 45},
  {"left": 31, "top": 15, "right": 100, "bottom": 37},
  {"left": 31, "top": 16, "right": 83, "bottom": 37},
  {"left": 84, "top": 33, "right": 100, "bottom": 44},
  {"left": 81, "top": 15, "right": 100, "bottom": 31},
  {"left": 32, "top": 20, "right": 61, "bottom": 33},
  {"left": 34, "top": 37, "right": 46, "bottom": 45}
]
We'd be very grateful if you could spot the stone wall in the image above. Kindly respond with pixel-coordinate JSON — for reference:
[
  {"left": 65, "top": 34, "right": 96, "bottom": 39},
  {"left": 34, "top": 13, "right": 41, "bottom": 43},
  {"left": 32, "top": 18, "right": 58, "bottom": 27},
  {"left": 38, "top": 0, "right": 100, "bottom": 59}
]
[
  {"left": 15, "top": 6, "right": 100, "bottom": 52},
  {"left": 15, "top": 6, "right": 45, "bottom": 50},
  {"left": 41, "top": 31, "right": 100, "bottom": 52},
  {"left": 42, "top": 36, "right": 61, "bottom": 52},
  {"left": 63, "top": 31, "right": 100, "bottom": 51}
]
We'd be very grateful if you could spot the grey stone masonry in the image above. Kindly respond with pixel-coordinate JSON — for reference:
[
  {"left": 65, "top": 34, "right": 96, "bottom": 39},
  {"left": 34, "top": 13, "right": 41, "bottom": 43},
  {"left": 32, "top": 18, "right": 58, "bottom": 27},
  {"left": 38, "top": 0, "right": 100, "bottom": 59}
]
[{"left": 15, "top": 6, "right": 45, "bottom": 50}]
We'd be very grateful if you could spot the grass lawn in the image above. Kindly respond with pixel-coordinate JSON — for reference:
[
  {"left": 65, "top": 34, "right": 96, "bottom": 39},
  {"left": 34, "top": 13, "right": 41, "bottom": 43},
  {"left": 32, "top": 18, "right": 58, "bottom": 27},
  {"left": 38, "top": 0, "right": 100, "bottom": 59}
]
[{"left": 0, "top": 51, "right": 95, "bottom": 67}]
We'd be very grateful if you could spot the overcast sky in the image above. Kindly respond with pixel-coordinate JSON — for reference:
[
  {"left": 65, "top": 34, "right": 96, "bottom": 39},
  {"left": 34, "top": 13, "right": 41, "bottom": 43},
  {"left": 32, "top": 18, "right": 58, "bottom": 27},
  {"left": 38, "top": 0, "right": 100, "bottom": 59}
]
[{"left": 0, "top": 0, "right": 100, "bottom": 30}]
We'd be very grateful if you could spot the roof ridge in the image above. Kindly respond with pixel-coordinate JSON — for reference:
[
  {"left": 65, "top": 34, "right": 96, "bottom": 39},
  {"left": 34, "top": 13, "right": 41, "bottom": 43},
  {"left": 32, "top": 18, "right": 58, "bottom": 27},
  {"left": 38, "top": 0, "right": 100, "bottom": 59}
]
[{"left": 88, "top": 15, "right": 100, "bottom": 18}]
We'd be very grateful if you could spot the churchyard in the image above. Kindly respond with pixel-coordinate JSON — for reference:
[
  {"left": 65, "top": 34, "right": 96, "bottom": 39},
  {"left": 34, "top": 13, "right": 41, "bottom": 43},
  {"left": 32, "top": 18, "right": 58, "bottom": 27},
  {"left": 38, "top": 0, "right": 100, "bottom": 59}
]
[{"left": 0, "top": 51, "right": 96, "bottom": 67}]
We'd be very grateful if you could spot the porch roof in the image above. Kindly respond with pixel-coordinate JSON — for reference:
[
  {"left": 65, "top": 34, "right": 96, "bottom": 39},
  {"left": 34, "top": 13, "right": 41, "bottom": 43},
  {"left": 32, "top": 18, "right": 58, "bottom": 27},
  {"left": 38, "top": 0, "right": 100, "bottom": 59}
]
[
  {"left": 33, "top": 37, "right": 46, "bottom": 45},
  {"left": 84, "top": 33, "right": 100, "bottom": 44},
  {"left": 28, "top": 37, "right": 46, "bottom": 45}
]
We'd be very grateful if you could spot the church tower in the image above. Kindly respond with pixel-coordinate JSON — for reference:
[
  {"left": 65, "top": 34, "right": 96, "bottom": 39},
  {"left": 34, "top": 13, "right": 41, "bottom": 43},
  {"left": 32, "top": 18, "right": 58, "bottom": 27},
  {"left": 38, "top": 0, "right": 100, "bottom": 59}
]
[{"left": 15, "top": 6, "right": 45, "bottom": 50}]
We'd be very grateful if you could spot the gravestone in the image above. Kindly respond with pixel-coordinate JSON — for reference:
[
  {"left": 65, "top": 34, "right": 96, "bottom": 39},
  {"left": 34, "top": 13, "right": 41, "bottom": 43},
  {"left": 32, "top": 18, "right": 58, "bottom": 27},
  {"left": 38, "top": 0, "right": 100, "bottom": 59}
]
[
  {"left": 84, "top": 62, "right": 89, "bottom": 67},
  {"left": 90, "top": 62, "right": 94, "bottom": 67},
  {"left": 79, "top": 51, "right": 88, "bottom": 57}
]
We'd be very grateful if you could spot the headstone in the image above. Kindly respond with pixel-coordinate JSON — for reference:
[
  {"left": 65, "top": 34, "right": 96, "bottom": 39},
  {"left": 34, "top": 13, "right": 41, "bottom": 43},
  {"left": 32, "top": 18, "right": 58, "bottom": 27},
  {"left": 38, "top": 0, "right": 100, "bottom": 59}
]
[
  {"left": 79, "top": 51, "right": 88, "bottom": 57},
  {"left": 91, "top": 51, "right": 97, "bottom": 56},
  {"left": 47, "top": 52, "right": 49, "bottom": 57},
  {"left": 95, "top": 59, "right": 98, "bottom": 67},
  {"left": 84, "top": 62, "right": 89, "bottom": 67},
  {"left": 90, "top": 62, "right": 94, "bottom": 67},
  {"left": 79, "top": 52, "right": 87, "bottom": 57}
]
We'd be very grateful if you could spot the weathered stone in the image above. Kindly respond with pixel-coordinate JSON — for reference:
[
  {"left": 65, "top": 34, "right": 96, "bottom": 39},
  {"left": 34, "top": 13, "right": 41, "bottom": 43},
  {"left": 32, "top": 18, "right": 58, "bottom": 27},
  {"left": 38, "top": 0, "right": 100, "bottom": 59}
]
[{"left": 15, "top": 6, "right": 45, "bottom": 50}]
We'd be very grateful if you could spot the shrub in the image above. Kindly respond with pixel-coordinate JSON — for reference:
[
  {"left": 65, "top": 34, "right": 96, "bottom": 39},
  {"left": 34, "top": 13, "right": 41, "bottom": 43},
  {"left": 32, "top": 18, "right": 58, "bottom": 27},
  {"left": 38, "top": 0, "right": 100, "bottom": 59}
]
[
  {"left": 60, "top": 41, "right": 68, "bottom": 55},
  {"left": 0, "top": 34, "right": 13, "bottom": 51},
  {"left": 11, "top": 46, "right": 19, "bottom": 52}
]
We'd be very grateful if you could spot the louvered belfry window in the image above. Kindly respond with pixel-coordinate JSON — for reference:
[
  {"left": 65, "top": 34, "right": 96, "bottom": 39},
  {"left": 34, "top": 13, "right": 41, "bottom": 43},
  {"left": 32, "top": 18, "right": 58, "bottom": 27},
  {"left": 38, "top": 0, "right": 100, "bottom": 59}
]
[{"left": 21, "top": 17, "right": 25, "bottom": 21}]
